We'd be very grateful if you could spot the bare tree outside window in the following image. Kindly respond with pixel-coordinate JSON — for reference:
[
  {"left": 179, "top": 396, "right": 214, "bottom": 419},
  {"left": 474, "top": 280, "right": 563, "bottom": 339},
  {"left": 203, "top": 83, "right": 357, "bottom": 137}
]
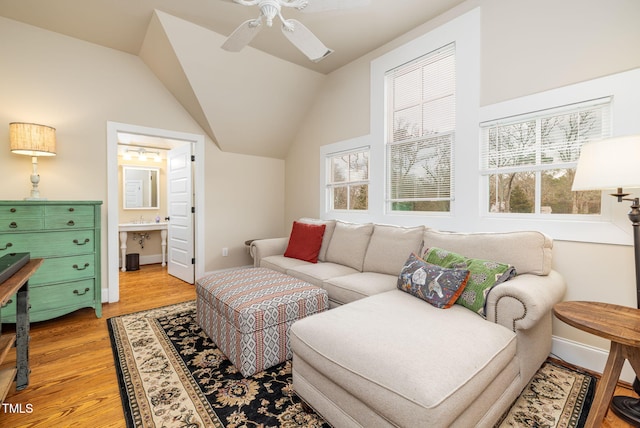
[
  {"left": 389, "top": 132, "right": 452, "bottom": 212},
  {"left": 327, "top": 150, "right": 369, "bottom": 211}
]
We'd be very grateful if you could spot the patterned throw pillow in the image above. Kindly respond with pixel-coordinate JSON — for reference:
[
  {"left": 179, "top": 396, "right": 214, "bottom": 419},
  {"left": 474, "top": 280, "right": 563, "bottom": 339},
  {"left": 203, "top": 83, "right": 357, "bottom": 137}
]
[
  {"left": 397, "top": 253, "right": 470, "bottom": 309},
  {"left": 423, "top": 247, "right": 517, "bottom": 317}
]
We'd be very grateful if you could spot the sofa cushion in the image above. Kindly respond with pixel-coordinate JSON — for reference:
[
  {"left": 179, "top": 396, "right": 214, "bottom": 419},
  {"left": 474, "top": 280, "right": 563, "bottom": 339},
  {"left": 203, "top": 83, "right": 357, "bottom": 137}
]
[
  {"left": 298, "top": 218, "right": 336, "bottom": 262},
  {"left": 323, "top": 272, "right": 398, "bottom": 306},
  {"left": 398, "top": 253, "right": 469, "bottom": 309},
  {"left": 424, "top": 247, "right": 516, "bottom": 316},
  {"left": 325, "top": 221, "right": 374, "bottom": 271},
  {"left": 362, "top": 224, "right": 425, "bottom": 275},
  {"left": 260, "top": 255, "right": 311, "bottom": 273},
  {"left": 290, "top": 289, "right": 518, "bottom": 427},
  {"left": 284, "top": 221, "right": 326, "bottom": 263},
  {"left": 287, "top": 262, "right": 359, "bottom": 288},
  {"left": 423, "top": 229, "right": 552, "bottom": 275}
]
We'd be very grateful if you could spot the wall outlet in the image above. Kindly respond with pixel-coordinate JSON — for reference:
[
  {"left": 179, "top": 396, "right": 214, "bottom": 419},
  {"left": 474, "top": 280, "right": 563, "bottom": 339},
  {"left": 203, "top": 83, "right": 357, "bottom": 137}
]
[{"left": 222, "top": 247, "right": 228, "bottom": 257}]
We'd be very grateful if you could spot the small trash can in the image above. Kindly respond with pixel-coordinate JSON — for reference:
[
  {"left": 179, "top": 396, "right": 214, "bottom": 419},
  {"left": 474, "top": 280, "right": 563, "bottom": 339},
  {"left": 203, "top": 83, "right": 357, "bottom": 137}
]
[{"left": 126, "top": 253, "right": 140, "bottom": 271}]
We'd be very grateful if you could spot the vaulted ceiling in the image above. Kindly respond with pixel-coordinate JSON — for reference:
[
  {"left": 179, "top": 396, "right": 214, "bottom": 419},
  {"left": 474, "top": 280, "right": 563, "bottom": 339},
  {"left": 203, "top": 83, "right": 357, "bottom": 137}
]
[{"left": 0, "top": 0, "right": 466, "bottom": 158}]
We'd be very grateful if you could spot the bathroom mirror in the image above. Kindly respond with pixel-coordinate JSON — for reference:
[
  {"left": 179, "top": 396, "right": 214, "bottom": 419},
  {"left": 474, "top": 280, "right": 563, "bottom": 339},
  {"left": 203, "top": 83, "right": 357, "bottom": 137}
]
[{"left": 123, "top": 166, "right": 160, "bottom": 210}]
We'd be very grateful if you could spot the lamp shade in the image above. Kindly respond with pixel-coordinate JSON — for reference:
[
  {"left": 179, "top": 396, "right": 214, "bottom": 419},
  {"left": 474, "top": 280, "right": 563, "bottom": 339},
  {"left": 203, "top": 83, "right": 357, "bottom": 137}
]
[
  {"left": 9, "top": 122, "right": 57, "bottom": 157},
  {"left": 572, "top": 135, "right": 640, "bottom": 191}
]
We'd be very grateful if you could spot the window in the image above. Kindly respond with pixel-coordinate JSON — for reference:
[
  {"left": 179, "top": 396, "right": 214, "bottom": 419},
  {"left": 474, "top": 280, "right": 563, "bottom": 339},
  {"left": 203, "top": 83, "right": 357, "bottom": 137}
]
[
  {"left": 385, "top": 43, "right": 456, "bottom": 212},
  {"left": 480, "top": 98, "right": 611, "bottom": 215},
  {"left": 326, "top": 149, "right": 369, "bottom": 211}
]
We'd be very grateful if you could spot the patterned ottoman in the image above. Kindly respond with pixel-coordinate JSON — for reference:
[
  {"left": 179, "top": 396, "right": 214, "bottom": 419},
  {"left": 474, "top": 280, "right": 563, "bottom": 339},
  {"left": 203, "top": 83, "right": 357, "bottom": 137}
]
[{"left": 196, "top": 267, "right": 328, "bottom": 377}]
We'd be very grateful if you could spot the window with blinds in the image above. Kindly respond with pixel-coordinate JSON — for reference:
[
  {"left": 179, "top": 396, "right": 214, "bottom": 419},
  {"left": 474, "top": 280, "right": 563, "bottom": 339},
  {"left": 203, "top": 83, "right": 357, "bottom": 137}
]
[
  {"left": 326, "top": 148, "right": 369, "bottom": 211},
  {"left": 385, "top": 43, "right": 456, "bottom": 212},
  {"left": 480, "top": 97, "right": 611, "bottom": 215}
]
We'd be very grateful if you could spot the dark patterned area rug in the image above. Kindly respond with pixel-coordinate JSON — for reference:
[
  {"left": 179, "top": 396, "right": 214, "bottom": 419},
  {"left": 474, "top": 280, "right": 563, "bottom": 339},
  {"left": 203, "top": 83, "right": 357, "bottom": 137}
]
[{"left": 108, "top": 301, "right": 596, "bottom": 428}]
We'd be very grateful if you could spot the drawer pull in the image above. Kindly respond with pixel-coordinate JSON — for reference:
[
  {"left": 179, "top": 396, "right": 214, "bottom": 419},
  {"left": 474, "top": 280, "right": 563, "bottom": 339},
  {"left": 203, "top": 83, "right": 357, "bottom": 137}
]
[
  {"left": 73, "top": 238, "right": 90, "bottom": 246},
  {"left": 9, "top": 222, "right": 17, "bottom": 229},
  {"left": 73, "top": 263, "right": 90, "bottom": 271},
  {"left": 1, "top": 299, "right": 12, "bottom": 308},
  {"left": 0, "top": 243, "right": 12, "bottom": 251},
  {"left": 10, "top": 208, "right": 16, "bottom": 213},
  {"left": 67, "top": 220, "right": 75, "bottom": 226},
  {"left": 68, "top": 207, "right": 75, "bottom": 212},
  {"left": 73, "top": 288, "right": 90, "bottom": 296}
]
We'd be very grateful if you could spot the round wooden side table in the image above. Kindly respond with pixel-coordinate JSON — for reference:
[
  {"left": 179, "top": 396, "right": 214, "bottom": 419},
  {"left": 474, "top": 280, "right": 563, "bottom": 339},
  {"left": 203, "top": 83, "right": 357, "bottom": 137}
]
[{"left": 553, "top": 301, "right": 640, "bottom": 428}]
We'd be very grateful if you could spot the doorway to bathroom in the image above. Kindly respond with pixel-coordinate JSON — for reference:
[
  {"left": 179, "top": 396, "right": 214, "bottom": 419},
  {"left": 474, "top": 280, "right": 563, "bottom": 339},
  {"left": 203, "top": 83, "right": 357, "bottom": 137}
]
[{"left": 106, "top": 121, "right": 205, "bottom": 303}]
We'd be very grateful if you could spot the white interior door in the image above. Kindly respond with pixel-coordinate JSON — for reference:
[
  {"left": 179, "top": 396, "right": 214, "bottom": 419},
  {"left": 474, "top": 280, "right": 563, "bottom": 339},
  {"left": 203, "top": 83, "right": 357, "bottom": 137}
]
[
  {"left": 125, "top": 179, "right": 143, "bottom": 208},
  {"left": 166, "top": 144, "right": 194, "bottom": 284}
]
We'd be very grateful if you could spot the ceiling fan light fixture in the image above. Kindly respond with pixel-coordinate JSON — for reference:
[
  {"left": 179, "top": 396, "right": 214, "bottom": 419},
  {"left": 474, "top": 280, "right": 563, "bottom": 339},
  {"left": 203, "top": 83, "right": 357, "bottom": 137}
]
[
  {"left": 261, "top": 2, "right": 279, "bottom": 26},
  {"left": 222, "top": 0, "right": 335, "bottom": 62}
]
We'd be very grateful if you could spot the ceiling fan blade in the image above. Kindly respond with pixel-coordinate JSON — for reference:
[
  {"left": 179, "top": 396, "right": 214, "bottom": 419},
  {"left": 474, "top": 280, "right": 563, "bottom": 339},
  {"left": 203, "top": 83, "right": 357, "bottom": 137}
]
[
  {"left": 300, "top": 0, "right": 371, "bottom": 13},
  {"left": 221, "top": 20, "right": 263, "bottom": 52},
  {"left": 281, "top": 19, "right": 333, "bottom": 62}
]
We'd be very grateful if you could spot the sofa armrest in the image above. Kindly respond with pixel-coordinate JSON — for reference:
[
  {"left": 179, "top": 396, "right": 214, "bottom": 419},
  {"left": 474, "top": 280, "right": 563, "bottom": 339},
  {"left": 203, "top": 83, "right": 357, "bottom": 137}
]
[
  {"left": 250, "top": 237, "right": 289, "bottom": 267},
  {"left": 485, "top": 270, "right": 566, "bottom": 332}
]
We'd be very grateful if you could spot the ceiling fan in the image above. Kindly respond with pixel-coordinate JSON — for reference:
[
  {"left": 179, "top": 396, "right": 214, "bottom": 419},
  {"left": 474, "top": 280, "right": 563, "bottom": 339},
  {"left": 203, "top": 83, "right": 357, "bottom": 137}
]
[{"left": 221, "top": 0, "right": 366, "bottom": 62}]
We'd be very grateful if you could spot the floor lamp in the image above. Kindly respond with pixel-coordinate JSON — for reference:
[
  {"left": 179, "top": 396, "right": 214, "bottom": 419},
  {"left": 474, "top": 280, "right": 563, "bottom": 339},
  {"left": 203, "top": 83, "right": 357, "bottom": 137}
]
[{"left": 572, "top": 134, "right": 640, "bottom": 425}]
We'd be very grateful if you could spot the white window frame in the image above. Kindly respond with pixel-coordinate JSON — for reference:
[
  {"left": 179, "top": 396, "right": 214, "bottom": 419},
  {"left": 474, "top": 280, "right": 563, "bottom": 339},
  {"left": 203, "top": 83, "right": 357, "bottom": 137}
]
[
  {"left": 366, "top": 7, "right": 481, "bottom": 229},
  {"left": 385, "top": 43, "right": 457, "bottom": 214},
  {"left": 479, "top": 68, "right": 640, "bottom": 245},
  {"left": 320, "top": 136, "right": 372, "bottom": 222},
  {"left": 480, "top": 97, "right": 611, "bottom": 217},
  {"left": 325, "top": 147, "right": 370, "bottom": 212}
]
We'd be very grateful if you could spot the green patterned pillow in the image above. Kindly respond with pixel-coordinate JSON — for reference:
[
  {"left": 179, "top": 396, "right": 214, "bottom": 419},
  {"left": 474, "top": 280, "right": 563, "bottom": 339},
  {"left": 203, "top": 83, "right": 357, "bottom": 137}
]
[{"left": 423, "top": 247, "right": 516, "bottom": 317}]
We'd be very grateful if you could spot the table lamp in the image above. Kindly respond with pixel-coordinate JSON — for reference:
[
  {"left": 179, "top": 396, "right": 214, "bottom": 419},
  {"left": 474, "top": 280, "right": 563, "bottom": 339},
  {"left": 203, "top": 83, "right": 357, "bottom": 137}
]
[
  {"left": 9, "top": 122, "right": 57, "bottom": 200},
  {"left": 571, "top": 134, "right": 640, "bottom": 424}
]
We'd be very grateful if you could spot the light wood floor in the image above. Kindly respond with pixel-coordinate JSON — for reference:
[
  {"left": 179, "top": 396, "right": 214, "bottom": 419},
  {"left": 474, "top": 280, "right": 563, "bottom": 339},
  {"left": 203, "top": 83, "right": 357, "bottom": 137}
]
[{"left": 0, "top": 263, "right": 637, "bottom": 427}]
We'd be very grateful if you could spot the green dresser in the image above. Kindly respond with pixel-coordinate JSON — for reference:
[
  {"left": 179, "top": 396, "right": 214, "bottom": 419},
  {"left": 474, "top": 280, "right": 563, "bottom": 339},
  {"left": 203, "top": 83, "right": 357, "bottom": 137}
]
[{"left": 0, "top": 201, "right": 102, "bottom": 322}]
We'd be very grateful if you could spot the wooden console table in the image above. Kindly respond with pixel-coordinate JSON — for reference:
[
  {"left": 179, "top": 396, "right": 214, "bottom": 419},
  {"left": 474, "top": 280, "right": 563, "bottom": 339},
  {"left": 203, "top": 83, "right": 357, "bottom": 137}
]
[
  {"left": 0, "top": 258, "right": 43, "bottom": 401},
  {"left": 553, "top": 301, "right": 640, "bottom": 428}
]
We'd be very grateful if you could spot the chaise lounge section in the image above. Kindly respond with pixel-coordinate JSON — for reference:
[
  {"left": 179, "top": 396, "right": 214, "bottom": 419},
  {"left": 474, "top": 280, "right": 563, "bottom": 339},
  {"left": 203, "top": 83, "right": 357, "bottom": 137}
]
[{"left": 250, "top": 219, "right": 566, "bottom": 427}]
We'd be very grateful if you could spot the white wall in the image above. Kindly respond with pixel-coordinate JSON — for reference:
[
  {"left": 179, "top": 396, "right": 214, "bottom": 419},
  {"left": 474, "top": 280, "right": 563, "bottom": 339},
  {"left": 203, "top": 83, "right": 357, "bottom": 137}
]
[
  {"left": 285, "top": 0, "right": 640, "bottom": 375},
  {"left": 0, "top": 16, "right": 286, "bottom": 290}
]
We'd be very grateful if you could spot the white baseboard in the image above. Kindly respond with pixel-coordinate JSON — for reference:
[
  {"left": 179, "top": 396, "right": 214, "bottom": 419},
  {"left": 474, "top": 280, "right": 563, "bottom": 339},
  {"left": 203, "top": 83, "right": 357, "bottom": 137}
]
[{"left": 552, "top": 335, "right": 635, "bottom": 383}]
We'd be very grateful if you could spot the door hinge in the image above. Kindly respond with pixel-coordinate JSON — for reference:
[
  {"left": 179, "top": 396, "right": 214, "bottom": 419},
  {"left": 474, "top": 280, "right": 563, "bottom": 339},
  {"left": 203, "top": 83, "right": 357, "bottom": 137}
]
[
  {"left": 191, "top": 258, "right": 195, "bottom": 265},
  {"left": 191, "top": 206, "right": 195, "bottom": 214},
  {"left": 191, "top": 155, "right": 195, "bottom": 162}
]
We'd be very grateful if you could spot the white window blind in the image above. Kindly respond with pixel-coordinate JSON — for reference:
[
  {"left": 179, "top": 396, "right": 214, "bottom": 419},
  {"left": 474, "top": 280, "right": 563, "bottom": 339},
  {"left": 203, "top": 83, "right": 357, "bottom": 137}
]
[
  {"left": 480, "top": 97, "right": 611, "bottom": 173},
  {"left": 385, "top": 43, "right": 456, "bottom": 212}
]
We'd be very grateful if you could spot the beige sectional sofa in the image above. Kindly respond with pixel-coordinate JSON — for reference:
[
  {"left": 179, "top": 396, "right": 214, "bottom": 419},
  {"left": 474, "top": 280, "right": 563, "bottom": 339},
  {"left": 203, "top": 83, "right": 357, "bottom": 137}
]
[{"left": 250, "top": 219, "right": 566, "bottom": 427}]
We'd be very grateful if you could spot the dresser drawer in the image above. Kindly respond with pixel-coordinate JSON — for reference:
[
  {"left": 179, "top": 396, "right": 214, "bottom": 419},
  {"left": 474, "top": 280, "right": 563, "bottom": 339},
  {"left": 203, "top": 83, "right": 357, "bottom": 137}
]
[
  {"left": 29, "top": 255, "right": 95, "bottom": 285},
  {"left": 0, "top": 218, "right": 43, "bottom": 232},
  {"left": 35, "top": 279, "right": 96, "bottom": 308},
  {"left": 45, "top": 205, "right": 95, "bottom": 216},
  {"left": 1, "top": 279, "right": 96, "bottom": 322},
  {"left": 45, "top": 215, "right": 95, "bottom": 230},
  {"left": 0, "top": 230, "right": 96, "bottom": 258},
  {"left": 0, "top": 205, "right": 44, "bottom": 219}
]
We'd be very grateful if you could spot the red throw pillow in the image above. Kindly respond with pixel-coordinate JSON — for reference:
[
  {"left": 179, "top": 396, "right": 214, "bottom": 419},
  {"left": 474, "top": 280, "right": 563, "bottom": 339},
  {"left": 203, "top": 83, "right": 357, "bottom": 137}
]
[{"left": 284, "top": 221, "right": 326, "bottom": 263}]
